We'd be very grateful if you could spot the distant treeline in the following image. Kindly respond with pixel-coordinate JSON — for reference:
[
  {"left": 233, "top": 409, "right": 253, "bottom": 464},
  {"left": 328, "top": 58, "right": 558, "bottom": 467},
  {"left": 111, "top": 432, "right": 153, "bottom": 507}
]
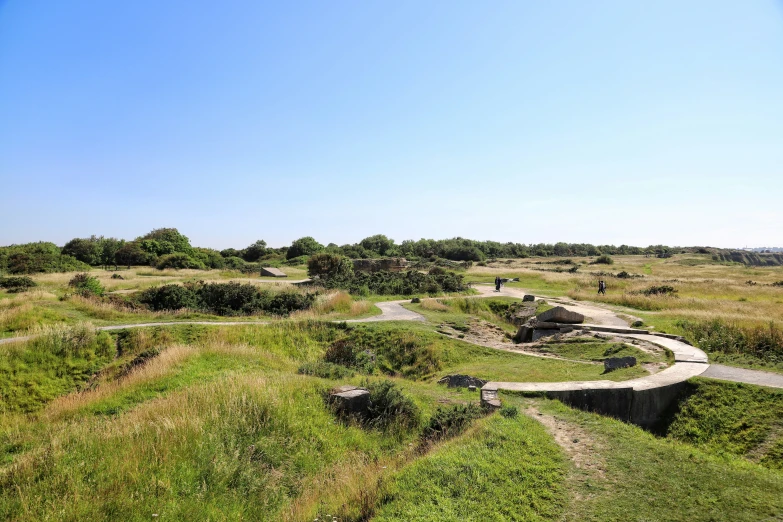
[{"left": 0, "top": 228, "right": 769, "bottom": 275}]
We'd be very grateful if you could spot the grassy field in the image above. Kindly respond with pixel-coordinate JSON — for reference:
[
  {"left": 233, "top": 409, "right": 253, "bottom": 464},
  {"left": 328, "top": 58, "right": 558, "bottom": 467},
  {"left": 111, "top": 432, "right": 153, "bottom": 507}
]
[
  {"left": 537, "top": 336, "right": 670, "bottom": 366},
  {"left": 522, "top": 395, "right": 783, "bottom": 522},
  {"left": 1, "top": 318, "right": 782, "bottom": 520},
  {"left": 465, "top": 254, "right": 783, "bottom": 371},
  {"left": 0, "top": 268, "right": 378, "bottom": 338}
]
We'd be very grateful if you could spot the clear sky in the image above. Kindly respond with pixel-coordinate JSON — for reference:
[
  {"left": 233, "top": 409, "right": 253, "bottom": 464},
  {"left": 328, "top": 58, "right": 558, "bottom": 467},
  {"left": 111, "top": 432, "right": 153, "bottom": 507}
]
[{"left": 1, "top": 1, "right": 782, "bottom": 249}]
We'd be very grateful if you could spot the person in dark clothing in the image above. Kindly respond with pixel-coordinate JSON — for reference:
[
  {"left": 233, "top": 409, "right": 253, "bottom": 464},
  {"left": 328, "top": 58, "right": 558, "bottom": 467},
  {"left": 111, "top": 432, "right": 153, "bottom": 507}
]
[
  {"left": 598, "top": 280, "right": 606, "bottom": 295},
  {"left": 495, "top": 276, "right": 501, "bottom": 292}
]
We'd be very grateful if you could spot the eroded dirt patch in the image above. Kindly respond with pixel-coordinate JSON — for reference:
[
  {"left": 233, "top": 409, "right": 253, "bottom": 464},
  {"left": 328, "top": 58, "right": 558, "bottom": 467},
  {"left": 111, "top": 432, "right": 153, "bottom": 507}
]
[{"left": 526, "top": 404, "right": 606, "bottom": 478}]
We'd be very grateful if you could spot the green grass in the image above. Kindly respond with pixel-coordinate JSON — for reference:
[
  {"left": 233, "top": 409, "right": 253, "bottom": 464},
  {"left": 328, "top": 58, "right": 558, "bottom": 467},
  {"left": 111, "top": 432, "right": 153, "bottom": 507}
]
[
  {"left": 467, "top": 273, "right": 574, "bottom": 295},
  {"left": 664, "top": 378, "right": 783, "bottom": 470},
  {"left": 0, "top": 374, "right": 411, "bottom": 521},
  {"left": 538, "top": 338, "right": 668, "bottom": 365},
  {"left": 527, "top": 396, "right": 783, "bottom": 521},
  {"left": 372, "top": 413, "right": 567, "bottom": 521},
  {"left": 402, "top": 296, "right": 522, "bottom": 334},
  {"left": 2, "top": 316, "right": 783, "bottom": 520}
]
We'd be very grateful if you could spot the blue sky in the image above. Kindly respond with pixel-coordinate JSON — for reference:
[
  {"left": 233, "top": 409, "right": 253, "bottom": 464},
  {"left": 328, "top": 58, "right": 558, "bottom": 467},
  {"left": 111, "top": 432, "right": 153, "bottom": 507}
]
[{"left": 1, "top": 1, "right": 781, "bottom": 249}]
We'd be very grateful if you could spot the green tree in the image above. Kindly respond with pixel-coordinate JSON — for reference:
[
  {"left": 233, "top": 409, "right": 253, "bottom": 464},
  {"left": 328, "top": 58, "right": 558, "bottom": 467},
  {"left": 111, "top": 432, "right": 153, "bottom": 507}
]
[
  {"left": 359, "top": 234, "right": 396, "bottom": 256},
  {"left": 115, "top": 242, "right": 150, "bottom": 268},
  {"left": 62, "top": 236, "right": 102, "bottom": 265},
  {"left": 286, "top": 236, "right": 324, "bottom": 260},
  {"left": 242, "top": 240, "right": 268, "bottom": 262},
  {"left": 137, "top": 228, "right": 193, "bottom": 255}
]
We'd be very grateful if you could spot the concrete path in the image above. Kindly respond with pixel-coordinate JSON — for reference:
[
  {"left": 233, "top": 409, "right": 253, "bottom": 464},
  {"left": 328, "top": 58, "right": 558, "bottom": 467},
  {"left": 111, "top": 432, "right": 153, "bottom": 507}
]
[
  {"left": 347, "top": 300, "right": 426, "bottom": 323},
  {"left": 701, "top": 364, "right": 783, "bottom": 389}
]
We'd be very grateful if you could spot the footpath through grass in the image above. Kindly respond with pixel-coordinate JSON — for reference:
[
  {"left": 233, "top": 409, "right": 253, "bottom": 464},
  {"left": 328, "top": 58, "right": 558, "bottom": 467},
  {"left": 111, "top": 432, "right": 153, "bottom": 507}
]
[
  {"left": 525, "top": 396, "right": 783, "bottom": 522},
  {"left": 372, "top": 411, "right": 566, "bottom": 521}
]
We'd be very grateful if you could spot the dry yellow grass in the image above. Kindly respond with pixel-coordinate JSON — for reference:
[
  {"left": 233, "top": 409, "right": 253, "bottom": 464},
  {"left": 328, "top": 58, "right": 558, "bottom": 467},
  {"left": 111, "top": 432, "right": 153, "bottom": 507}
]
[
  {"left": 468, "top": 254, "right": 783, "bottom": 328},
  {"left": 420, "top": 299, "right": 449, "bottom": 312}
]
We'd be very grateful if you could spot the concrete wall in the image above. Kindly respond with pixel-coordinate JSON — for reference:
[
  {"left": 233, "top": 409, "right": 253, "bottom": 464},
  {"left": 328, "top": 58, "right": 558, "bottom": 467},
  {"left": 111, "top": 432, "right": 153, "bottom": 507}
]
[{"left": 544, "top": 381, "right": 688, "bottom": 430}]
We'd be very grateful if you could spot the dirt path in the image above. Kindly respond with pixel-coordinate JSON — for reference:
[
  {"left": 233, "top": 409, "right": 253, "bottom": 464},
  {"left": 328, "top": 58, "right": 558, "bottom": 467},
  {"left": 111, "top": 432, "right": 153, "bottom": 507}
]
[{"left": 526, "top": 404, "right": 606, "bottom": 478}]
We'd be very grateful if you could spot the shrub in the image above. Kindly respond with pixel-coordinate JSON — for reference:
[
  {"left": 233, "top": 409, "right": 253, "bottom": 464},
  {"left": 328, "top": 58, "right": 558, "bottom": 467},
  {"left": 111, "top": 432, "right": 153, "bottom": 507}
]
[
  {"left": 640, "top": 285, "right": 678, "bottom": 296},
  {"left": 223, "top": 256, "right": 248, "bottom": 270},
  {"left": 68, "top": 273, "right": 105, "bottom": 297},
  {"left": 196, "top": 281, "right": 266, "bottom": 315},
  {"left": 110, "top": 273, "right": 124, "bottom": 280},
  {"left": 593, "top": 255, "right": 614, "bottom": 265},
  {"left": 424, "top": 403, "right": 484, "bottom": 441},
  {"left": 677, "top": 319, "right": 783, "bottom": 362},
  {"left": 326, "top": 270, "right": 468, "bottom": 296},
  {"left": 138, "top": 284, "right": 198, "bottom": 311},
  {"left": 773, "top": 281, "right": 783, "bottom": 287},
  {"left": 324, "top": 339, "right": 376, "bottom": 374},
  {"left": 500, "top": 405, "right": 519, "bottom": 418},
  {"left": 265, "top": 291, "right": 316, "bottom": 316},
  {"left": 616, "top": 271, "right": 631, "bottom": 278},
  {"left": 155, "top": 253, "right": 206, "bottom": 270},
  {"left": 137, "top": 282, "right": 315, "bottom": 317},
  {"left": 0, "top": 276, "right": 37, "bottom": 292},
  {"left": 308, "top": 253, "right": 354, "bottom": 280},
  {"left": 297, "top": 361, "right": 354, "bottom": 379},
  {"left": 363, "top": 380, "right": 420, "bottom": 430}
]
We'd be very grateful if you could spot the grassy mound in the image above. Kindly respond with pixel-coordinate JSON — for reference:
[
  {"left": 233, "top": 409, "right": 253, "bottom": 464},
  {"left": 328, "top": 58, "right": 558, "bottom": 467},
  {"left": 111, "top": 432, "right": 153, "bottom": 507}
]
[{"left": 664, "top": 378, "right": 783, "bottom": 470}]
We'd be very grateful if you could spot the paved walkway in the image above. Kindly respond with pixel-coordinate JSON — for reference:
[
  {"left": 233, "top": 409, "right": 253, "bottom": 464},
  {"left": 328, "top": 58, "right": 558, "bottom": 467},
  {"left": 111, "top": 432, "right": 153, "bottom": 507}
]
[{"left": 702, "top": 364, "right": 783, "bottom": 388}]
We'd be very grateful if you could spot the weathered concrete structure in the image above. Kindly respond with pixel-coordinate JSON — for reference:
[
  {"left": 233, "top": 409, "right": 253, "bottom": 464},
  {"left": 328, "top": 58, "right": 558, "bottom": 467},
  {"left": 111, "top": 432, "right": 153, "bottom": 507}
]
[
  {"left": 260, "top": 267, "right": 287, "bottom": 277},
  {"left": 536, "top": 306, "right": 585, "bottom": 324},
  {"left": 329, "top": 385, "right": 370, "bottom": 417},
  {"left": 437, "top": 374, "right": 488, "bottom": 388},
  {"left": 482, "top": 334, "right": 710, "bottom": 429}
]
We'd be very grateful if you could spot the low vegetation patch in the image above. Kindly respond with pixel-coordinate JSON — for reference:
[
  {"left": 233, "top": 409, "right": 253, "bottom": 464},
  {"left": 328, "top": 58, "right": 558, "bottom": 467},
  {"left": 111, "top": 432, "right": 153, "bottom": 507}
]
[
  {"left": 328, "top": 380, "right": 420, "bottom": 432},
  {"left": 637, "top": 285, "right": 678, "bottom": 296},
  {"left": 664, "top": 379, "right": 783, "bottom": 470},
  {"left": 297, "top": 360, "right": 355, "bottom": 379},
  {"left": 422, "top": 403, "right": 485, "bottom": 442},
  {"left": 138, "top": 281, "right": 315, "bottom": 316},
  {"left": 0, "top": 276, "right": 36, "bottom": 293},
  {"left": 372, "top": 414, "right": 566, "bottom": 520},
  {"left": 0, "top": 323, "right": 115, "bottom": 413},
  {"left": 592, "top": 255, "right": 614, "bottom": 265},
  {"left": 68, "top": 272, "right": 105, "bottom": 297},
  {"left": 324, "top": 326, "right": 442, "bottom": 379},
  {"left": 677, "top": 318, "right": 783, "bottom": 368}
]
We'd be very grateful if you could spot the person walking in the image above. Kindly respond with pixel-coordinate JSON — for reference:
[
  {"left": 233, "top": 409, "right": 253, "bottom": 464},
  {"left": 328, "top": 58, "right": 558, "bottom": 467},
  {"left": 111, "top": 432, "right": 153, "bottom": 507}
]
[
  {"left": 495, "top": 276, "right": 501, "bottom": 292},
  {"left": 598, "top": 280, "right": 606, "bottom": 295}
]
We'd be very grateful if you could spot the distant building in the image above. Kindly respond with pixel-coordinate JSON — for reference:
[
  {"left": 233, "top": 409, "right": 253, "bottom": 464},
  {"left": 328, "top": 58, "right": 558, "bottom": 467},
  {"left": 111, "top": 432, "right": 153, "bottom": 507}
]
[{"left": 260, "top": 267, "right": 287, "bottom": 277}]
